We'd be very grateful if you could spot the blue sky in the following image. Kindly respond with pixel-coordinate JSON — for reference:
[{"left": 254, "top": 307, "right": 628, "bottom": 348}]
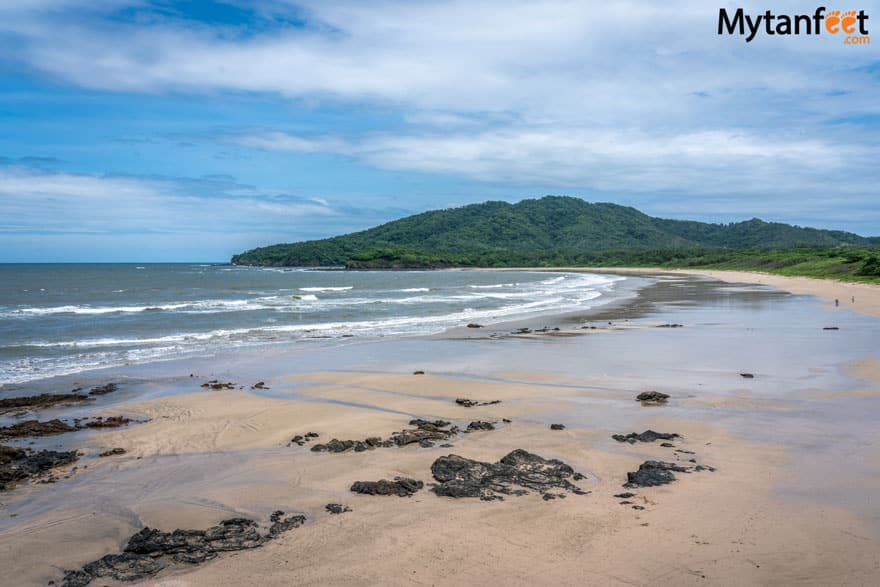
[{"left": 1, "top": 0, "right": 878, "bottom": 262}]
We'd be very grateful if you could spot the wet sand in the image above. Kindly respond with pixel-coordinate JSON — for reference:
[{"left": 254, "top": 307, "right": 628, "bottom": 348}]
[{"left": 1, "top": 273, "right": 879, "bottom": 586}]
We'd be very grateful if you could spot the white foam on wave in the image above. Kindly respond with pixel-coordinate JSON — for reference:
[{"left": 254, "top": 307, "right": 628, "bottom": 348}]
[{"left": 299, "top": 286, "right": 353, "bottom": 292}]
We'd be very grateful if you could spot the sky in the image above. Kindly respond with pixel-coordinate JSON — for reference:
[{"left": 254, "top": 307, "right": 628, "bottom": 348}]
[{"left": 1, "top": 0, "right": 878, "bottom": 262}]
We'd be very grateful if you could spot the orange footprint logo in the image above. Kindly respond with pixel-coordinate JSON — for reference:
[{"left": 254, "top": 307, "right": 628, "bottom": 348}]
[
  {"left": 841, "top": 10, "right": 858, "bottom": 33},
  {"left": 826, "top": 10, "right": 841, "bottom": 33}
]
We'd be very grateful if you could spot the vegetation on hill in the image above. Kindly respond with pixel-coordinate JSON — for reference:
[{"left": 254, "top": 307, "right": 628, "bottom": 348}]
[{"left": 232, "top": 196, "right": 880, "bottom": 282}]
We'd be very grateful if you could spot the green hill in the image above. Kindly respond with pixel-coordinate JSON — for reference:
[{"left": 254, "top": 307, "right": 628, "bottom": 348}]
[{"left": 232, "top": 196, "right": 878, "bottom": 276}]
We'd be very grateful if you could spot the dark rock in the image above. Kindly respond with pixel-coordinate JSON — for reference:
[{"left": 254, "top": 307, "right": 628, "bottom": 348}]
[
  {"left": 200, "top": 380, "right": 236, "bottom": 390},
  {"left": 251, "top": 382, "right": 269, "bottom": 390},
  {"left": 455, "top": 398, "right": 501, "bottom": 408},
  {"left": 350, "top": 477, "right": 423, "bottom": 497},
  {"left": 624, "top": 460, "right": 691, "bottom": 488},
  {"left": 309, "top": 420, "right": 471, "bottom": 453},
  {"left": 63, "top": 553, "right": 166, "bottom": 586},
  {"left": 614, "top": 492, "right": 636, "bottom": 499},
  {"left": 98, "top": 448, "right": 126, "bottom": 457},
  {"left": 822, "top": 327, "right": 840, "bottom": 331},
  {"left": 305, "top": 432, "right": 319, "bottom": 438},
  {"left": 612, "top": 430, "right": 680, "bottom": 444},
  {"left": 675, "top": 448, "right": 695, "bottom": 455},
  {"left": 62, "top": 513, "right": 304, "bottom": 586},
  {"left": 635, "top": 391, "right": 669, "bottom": 404},
  {"left": 431, "top": 449, "right": 588, "bottom": 501},
  {"left": 81, "top": 416, "right": 132, "bottom": 429},
  {"left": 0, "top": 419, "right": 76, "bottom": 441},
  {"left": 465, "top": 421, "right": 495, "bottom": 432},
  {"left": 466, "top": 323, "right": 483, "bottom": 328},
  {"left": 0, "top": 393, "right": 91, "bottom": 414},
  {"left": 1, "top": 447, "right": 79, "bottom": 491},
  {"left": 657, "top": 324, "right": 684, "bottom": 328},
  {"left": 740, "top": 373, "right": 755, "bottom": 379},
  {"left": 632, "top": 505, "right": 645, "bottom": 510},
  {"left": 513, "top": 327, "right": 532, "bottom": 334},
  {"left": 268, "top": 511, "right": 306, "bottom": 538},
  {"left": 550, "top": 424, "right": 565, "bottom": 430},
  {"left": 660, "top": 442, "right": 675, "bottom": 448},
  {"left": 325, "top": 503, "right": 351, "bottom": 514},
  {"left": 413, "top": 370, "right": 425, "bottom": 375},
  {"left": 502, "top": 418, "right": 512, "bottom": 423},
  {"left": 88, "top": 383, "right": 118, "bottom": 396}
]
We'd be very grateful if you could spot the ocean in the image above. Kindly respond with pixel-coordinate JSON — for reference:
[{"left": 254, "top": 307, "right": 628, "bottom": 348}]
[{"left": 0, "top": 264, "right": 626, "bottom": 385}]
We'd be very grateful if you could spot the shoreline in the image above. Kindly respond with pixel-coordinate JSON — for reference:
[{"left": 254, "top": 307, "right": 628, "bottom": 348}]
[{"left": 480, "top": 267, "right": 880, "bottom": 318}]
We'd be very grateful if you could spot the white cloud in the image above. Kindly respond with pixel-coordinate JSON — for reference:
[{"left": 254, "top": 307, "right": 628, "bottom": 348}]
[
  {"left": 1, "top": 0, "right": 878, "bottom": 232},
  {"left": 0, "top": 165, "right": 335, "bottom": 236},
  {"left": 227, "top": 126, "right": 863, "bottom": 198}
]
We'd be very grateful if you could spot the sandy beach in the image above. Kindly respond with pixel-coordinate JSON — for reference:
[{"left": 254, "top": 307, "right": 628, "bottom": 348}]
[{"left": 1, "top": 271, "right": 879, "bottom": 586}]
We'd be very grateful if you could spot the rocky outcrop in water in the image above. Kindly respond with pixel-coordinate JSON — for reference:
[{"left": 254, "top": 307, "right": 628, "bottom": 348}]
[
  {"left": 0, "top": 419, "right": 76, "bottom": 440},
  {"left": 78, "top": 416, "right": 133, "bottom": 429},
  {"left": 0, "top": 393, "right": 91, "bottom": 414},
  {"left": 635, "top": 391, "right": 669, "bottom": 404},
  {"left": 0, "top": 445, "right": 79, "bottom": 490},
  {"left": 200, "top": 380, "right": 236, "bottom": 390},
  {"left": 88, "top": 383, "right": 118, "bottom": 396},
  {"left": 350, "top": 477, "right": 423, "bottom": 497},
  {"left": 0, "top": 416, "right": 136, "bottom": 442},
  {"left": 612, "top": 430, "right": 680, "bottom": 444},
  {"left": 431, "top": 449, "right": 588, "bottom": 501},
  {"left": 61, "top": 513, "right": 305, "bottom": 586}
]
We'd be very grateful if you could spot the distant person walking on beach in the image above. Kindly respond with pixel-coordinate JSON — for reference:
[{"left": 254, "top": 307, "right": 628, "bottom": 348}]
[{"left": 835, "top": 298, "right": 839, "bottom": 307}]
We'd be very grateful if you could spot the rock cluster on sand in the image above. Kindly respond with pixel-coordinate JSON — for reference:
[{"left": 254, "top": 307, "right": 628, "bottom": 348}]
[
  {"left": 350, "top": 478, "right": 423, "bottom": 497},
  {"left": 623, "top": 460, "right": 714, "bottom": 488},
  {"left": 98, "top": 448, "right": 126, "bottom": 457},
  {"left": 289, "top": 432, "right": 319, "bottom": 446},
  {"left": 455, "top": 398, "right": 501, "bottom": 408},
  {"left": 325, "top": 503, "right": 351, "bottom": 514},
  {"left": 1, "top": 445, "right": 79, "bottom": 491},
  {"left": 430, "top": 449, "right": 588, "bottom": 501},
  {"left": 62, "top": 513, "right": 305, "bottom": 586},
  {"left": 465, "top": 421, "right": 495, "bottom": 432},
  {"left": 310, "top": 419, "right": 469, "bottom": 452},
  {"left": 635, "top": 391, "right": 669, "bottom": 404},
  {"left": 612, "top": 430, "right": 680, "bottom": 444}
]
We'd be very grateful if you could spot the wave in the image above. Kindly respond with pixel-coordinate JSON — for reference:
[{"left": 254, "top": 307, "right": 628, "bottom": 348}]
[
  {"left": 399, "top": 288, "right": 430, "bottom": 292},
  {"left": 299, "top": 286, "right": 353, "bottom": 292}
]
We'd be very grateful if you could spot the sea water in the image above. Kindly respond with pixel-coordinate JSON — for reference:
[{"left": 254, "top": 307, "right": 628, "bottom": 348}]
[{"left": 0, "top": 264, "right": 625, "bottom": 384}]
